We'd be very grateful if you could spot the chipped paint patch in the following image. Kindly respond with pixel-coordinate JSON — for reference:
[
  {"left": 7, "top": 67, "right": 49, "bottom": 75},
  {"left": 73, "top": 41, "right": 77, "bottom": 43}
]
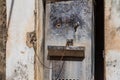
[{"left": 26, "top": 31, "right": 36, "bottom": 48}]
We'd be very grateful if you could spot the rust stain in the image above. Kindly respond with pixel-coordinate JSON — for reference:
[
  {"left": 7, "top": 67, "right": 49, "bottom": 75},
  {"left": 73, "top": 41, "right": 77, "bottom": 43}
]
[{"left": 109, "top": 33, "right": 120, "bottom": 51}]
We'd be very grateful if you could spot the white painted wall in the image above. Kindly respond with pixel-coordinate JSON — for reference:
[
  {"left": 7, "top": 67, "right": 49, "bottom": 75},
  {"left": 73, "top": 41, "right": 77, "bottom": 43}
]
[{"left": 6, "top": 0, "right": 35, "bottom": 80}]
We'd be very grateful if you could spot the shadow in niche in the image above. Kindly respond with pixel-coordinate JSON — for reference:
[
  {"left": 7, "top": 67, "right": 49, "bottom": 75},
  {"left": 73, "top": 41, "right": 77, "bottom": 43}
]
[{"left": 94, "top": 0, "right": 104, "bottom": 80}]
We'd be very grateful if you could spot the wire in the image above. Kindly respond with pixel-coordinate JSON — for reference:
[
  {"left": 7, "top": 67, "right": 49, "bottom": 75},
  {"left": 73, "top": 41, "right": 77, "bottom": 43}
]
[
  {"left": 55, "top": 61, "right": 65, "bottom": 80},
  {"left": 34, "top": 45, "right": 65, "bottom": 69},
  {"left": 34, "top": 48, "right": 65, "bottom": 80},
  {"left": 33, "top": 36, "right": 65, "bottom": 80},
  {"left": 7, "top": 0, "right": 14, "bottom": 28},
  {"left": 34, "top": 49, "right": 65, "bottom": 80},
  {"left": 34, "top": 0, "right": 65, "bottom": 78}
]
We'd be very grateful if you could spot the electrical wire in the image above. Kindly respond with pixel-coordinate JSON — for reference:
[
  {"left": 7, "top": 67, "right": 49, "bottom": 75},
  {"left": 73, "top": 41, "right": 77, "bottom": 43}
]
[
  {"left": 33, "top": 42, "right": 65, "bottom": 79},
  {"left": 35, "top": 50, "right": 65, "bottom": 69},
  {"left": 34, "top": 0, "right": 65, "bottom": 79},
  {"left": 7, "top": 0, "right": 65, "bottom": 79},
  {"left": 34, "top": 48, "right": 65, "bottom": 80},
  {"left": 7, "top": 0, "right": 14, "bottom": 28},
  {"left": 33, "top": 44, "right": 65, "bottom": 69},
  {"left": 55, "top": 61, "right": 65, "bottom": 80}
]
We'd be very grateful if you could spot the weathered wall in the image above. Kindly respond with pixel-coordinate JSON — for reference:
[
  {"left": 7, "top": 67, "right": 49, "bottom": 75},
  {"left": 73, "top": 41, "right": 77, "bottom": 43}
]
[
  {"left": 0, "top": 0, "right": 6, "bottom": 80},
  {"left": 45, "top": 0, "right": 94, "bottom": 80},
  {"left": 6, "top": 0, "right": 35, "bottom": 80},
  {"left": 105, "top": 0, "right": 120, "bottom": 80}
]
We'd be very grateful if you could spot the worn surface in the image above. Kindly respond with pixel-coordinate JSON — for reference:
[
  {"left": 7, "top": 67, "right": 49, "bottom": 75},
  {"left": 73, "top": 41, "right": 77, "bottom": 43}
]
[
  {"left": 105, "top": 0, "right": 120, "bottom": 80},
  {"left": 0, "top": 0, "right": 6, "bottom": 80},
  {"left": 48, "top": 46, "right": 85, "bottom": 61},
  {"left": 6, "top": 0, "right": 35, "bottom": 80},
  {"left": 45, "top": 0, "right": 94, "bottom": 80},
  {"left": 34, "top": 0, "right": 44, "bottom": 80}
]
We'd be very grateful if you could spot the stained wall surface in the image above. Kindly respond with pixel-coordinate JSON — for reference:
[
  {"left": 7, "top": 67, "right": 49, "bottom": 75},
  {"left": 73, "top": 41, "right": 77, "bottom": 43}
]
[
  {"left": 6, "top": 0, "right": 35, "bottom": 80},
  {"left": 45, "top": 0, "right": 94, "bottom": 80},
  {"left": 105, "top": 0, "right": 120, "bottom": 80}
]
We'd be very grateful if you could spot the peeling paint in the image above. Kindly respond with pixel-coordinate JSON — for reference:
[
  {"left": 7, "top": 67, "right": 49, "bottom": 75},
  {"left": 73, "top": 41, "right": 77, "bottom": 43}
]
[{"left": 26, "top": 31, "right": 36, "bottom": 48}]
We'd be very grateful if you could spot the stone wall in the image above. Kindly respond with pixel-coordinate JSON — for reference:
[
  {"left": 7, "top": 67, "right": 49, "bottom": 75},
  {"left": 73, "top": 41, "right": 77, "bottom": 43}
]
[{"left": 0, "top": 0, "right": 6, "bottom": 80}]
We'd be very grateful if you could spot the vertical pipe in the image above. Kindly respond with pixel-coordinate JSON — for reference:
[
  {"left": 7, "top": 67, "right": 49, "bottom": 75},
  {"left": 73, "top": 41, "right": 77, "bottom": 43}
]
[{"left": 34, "top": 0, "right": 44, "bottom": 80}]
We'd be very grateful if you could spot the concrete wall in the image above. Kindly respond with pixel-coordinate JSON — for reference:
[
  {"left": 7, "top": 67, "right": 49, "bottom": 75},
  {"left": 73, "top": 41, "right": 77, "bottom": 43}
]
[
  {"left": 105, "top": 0, "right": 120, "bottom": 80},
  {"left": 5, "top": 0, "right": 120, "bottom": 80},
  {"left": 6, "top": 0, "right": 35, "bottom": 80},
  {"left": 45, "top": 0, "right": 94, "bottom": 80},
  {"left": 5, "top": 0, "right": 93, "bottom": 80}
]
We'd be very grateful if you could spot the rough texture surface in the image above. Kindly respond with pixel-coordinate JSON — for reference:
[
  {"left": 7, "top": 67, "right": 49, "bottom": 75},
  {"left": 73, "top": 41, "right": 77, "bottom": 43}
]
[
  {"left": 105, "top": 0, "right": 120, "bottom": 80},
  {"left": 6, "top": 0, "right": 35, "bottom": 80},
  {"left": 34, "top": 0, "right": 44, "bottom": 80},
  {"left": 45, "top": 0, "right": 94, "bottom": 80},
  {"left": 0, "top": 0, "right": 6, "bottom": 80}
]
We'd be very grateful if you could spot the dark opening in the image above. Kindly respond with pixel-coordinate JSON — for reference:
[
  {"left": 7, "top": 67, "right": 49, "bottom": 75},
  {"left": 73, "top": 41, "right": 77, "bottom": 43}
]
[{"left": 94, "top": 0, "right": 104, "bottom": 80}]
